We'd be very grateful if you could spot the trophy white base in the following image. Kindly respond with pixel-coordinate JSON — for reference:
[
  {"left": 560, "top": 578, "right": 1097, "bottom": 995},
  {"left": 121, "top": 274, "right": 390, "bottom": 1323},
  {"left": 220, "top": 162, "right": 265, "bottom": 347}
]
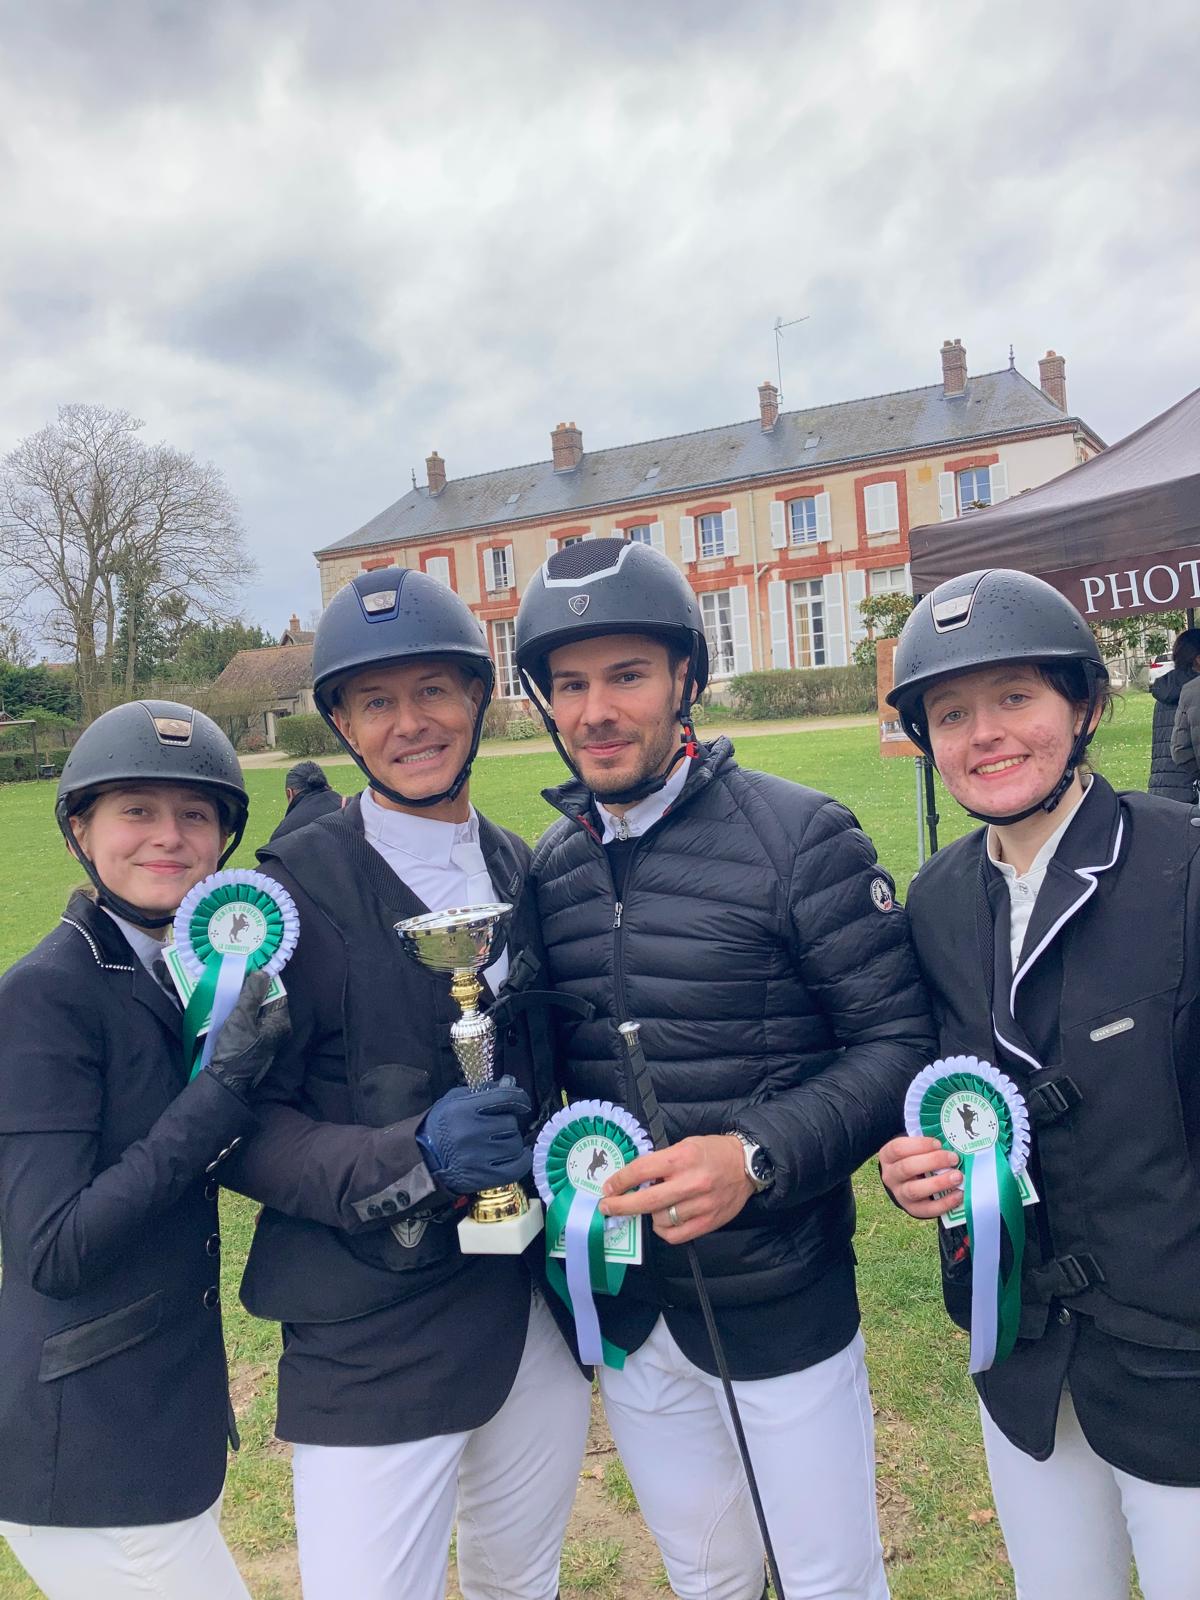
[{"left": 457, "top": 1198, "right": 544, "bottom": 1255}]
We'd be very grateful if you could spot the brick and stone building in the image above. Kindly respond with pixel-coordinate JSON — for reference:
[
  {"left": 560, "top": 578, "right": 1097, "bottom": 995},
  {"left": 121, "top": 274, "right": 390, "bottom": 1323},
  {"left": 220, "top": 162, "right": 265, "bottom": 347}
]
[{"left": 314, "top": 341, "right": 1103, "bottom": 696}]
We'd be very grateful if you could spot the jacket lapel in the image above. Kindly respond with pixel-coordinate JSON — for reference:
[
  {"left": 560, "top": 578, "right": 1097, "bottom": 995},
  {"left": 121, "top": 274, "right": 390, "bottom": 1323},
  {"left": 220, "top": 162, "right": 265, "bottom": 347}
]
[
  {"left": 1005, "top": 776, "right": 1125, "bottom": 1061},
  {"left": 60, "top": 893, "right": 183, "bottom": 1043}
]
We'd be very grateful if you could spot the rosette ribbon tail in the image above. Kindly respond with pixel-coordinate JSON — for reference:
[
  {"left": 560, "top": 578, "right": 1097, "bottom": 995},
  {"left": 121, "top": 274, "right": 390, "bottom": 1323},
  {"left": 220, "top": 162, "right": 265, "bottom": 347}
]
[
  {"left": 964, "top": 1143, "right": 1025, "bottom": 1373},
  {"left": 546, "top": 1181, "right": 629, "bottom": 1370}
]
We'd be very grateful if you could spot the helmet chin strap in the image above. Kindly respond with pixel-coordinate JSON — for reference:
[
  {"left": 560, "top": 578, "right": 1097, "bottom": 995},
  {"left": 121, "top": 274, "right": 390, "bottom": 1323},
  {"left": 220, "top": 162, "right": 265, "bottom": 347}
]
[
  {"left": 957, "top": 683, "right": 1100, "bottom": 828},
  {"left": 59, "top": 811, "right": 246, "bottom": 932},
  {"left": 324, "top": 707, "right": 487, "bottom": 811},
  {"left": 521, "top": 640, "right": 702, "bottom": 807}
]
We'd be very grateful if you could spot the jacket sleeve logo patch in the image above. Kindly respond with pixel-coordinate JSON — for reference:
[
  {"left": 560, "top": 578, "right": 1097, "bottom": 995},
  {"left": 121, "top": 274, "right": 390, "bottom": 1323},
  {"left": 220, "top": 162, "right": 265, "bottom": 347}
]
[{"left": 870, "top": 877, "right": 895, "bottom": 912}]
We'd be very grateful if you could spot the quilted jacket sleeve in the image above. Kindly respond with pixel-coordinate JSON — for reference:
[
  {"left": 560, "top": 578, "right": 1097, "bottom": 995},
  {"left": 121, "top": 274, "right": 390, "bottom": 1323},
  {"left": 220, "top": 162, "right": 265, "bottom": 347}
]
[{"left": 734, "top": 799, "right": 936, "bottom": 1207}]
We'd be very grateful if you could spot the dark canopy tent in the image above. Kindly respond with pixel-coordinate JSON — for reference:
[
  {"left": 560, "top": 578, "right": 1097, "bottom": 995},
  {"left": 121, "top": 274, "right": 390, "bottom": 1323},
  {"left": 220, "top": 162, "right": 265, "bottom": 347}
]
[{"left": 909, "top": 386, "right": 1200, "bottom": 620}]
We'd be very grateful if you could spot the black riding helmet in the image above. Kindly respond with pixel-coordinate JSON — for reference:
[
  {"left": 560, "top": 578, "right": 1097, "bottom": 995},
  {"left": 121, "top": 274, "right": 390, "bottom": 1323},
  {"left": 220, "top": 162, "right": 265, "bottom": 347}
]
[
  {"left": 56, "top": 700, "right": 249, "bottom": 930},
  {"left": 888, "top": 568, "right": 1108, "bottom": 826},
  {"left": 514, "top": 538, "right": 709, "bottom": 804},
  {"left": 312, "top": 566, "right": 495, "bottom": 809}
]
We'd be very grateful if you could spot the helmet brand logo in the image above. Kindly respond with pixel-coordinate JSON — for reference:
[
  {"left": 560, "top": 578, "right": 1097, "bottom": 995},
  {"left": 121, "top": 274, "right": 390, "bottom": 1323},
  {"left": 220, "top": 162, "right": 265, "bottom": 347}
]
[
  {"left": 362, "top": 590, "right": 397, "bottom": 614},
  {"left": 152, "top": 716, "right": 192, "bottom": 743},
  {"left": 568, "top": 594, "right": 590, "bottom": 616}
]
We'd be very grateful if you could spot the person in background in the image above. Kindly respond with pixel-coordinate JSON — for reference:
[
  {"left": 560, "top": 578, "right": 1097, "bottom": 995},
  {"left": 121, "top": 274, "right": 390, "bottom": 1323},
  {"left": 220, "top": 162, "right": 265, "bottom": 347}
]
[
  {"left": 1168, "top": 629, "right": 1200, "bottom": 798},
  {"left": 268, "top": 758, "right": 345, "bottom": 842}
]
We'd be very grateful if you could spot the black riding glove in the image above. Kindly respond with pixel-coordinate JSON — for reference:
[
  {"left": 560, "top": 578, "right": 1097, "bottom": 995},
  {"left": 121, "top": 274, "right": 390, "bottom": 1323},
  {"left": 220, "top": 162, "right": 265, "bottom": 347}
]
[
  {"left": 204, "top": 969, "right": 291, "bottom": 1105},
  {"left": 417, "top": 1076, "right": 533, "bottom": 1195}
]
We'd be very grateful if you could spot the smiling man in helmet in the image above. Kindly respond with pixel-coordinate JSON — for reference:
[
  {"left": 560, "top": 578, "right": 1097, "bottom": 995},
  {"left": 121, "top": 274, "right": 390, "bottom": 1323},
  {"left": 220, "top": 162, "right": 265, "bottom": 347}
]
[
  {"left": 222, "top": 568, "right": 589, "bottom": 1600},
  {"left": 515, "top": 538, "right": 935, "bottom": 1600}
]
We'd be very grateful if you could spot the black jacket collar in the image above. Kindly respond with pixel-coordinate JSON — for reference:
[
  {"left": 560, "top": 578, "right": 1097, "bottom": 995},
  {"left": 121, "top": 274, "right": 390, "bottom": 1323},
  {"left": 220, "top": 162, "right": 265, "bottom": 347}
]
[
  {"left": 59, "top": 891, "right": 182, "bottom": 1039},
  {"left": 542, "top": 736, "right": 735, "bottom": 831}
]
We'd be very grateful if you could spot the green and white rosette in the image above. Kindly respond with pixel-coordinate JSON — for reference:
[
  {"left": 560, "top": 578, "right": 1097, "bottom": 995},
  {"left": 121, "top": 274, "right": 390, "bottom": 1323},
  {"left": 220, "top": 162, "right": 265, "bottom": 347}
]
[
  {"left": 533, "top": 1099, "right": 652, "bottom": 1370},
  {"left": 905, "top": 1055, "right": 1031, "bottom": 1374},
  {"left": 172, "top": 869, "right": 299, "bottom": 1080}
]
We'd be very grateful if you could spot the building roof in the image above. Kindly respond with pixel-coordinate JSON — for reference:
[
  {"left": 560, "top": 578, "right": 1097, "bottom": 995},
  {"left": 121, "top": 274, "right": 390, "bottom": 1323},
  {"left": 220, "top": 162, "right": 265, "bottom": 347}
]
[
  {"left": 317, "top": 367, "right": 1099, "bottom": 557},
  {"left": 211, "top": 643, "right": 313, "bottom": 700}
]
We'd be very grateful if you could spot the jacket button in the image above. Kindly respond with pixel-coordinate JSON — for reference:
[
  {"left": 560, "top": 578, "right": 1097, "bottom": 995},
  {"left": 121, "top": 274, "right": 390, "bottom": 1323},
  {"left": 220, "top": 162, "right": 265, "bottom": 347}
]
[
  {"left": 395, "top": 1192, "right": 409, "bottom": 1209},
  {"left": 380, "top": 1199, "right": 398, "bottom": 1215},
  {"left": 203, "top": 1285, "right": 220, "bottom": 1309},
  {"left": 1057, "top": 1307, "right": 1072, "bottom": 1326},
  {"left": 367, "top": 1203, "right": 383, "bottom": 1218},
  {"left": 206, "top": 1234, "right": 221, "bottom": 1256}
]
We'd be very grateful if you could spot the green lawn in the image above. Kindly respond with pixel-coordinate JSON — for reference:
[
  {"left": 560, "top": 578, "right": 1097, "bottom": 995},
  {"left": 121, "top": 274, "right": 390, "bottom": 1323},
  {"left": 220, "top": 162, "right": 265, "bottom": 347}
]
[{"left": 0, "top": 695, "right": 1157, "bottom": 1599}]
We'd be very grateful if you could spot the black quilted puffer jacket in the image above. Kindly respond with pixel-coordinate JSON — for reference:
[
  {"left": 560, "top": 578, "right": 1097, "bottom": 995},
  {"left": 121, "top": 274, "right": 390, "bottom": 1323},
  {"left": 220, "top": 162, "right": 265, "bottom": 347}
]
[{"left": 531, "top": 739, "right": 936, "bottom": 1307}]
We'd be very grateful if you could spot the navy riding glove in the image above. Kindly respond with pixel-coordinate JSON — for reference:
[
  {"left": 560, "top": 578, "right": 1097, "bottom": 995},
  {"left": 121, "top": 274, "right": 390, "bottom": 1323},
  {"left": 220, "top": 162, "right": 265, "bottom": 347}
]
[{"left": 417, "top": 1076, "right": 533, "bottom": 1194}]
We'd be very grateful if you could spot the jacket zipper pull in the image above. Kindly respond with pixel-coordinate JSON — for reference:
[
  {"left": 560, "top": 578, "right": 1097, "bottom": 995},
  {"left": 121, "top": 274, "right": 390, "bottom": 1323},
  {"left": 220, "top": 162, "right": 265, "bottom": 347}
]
[{"left": 613, "top": 901, "right": 623, "bottom": 930}]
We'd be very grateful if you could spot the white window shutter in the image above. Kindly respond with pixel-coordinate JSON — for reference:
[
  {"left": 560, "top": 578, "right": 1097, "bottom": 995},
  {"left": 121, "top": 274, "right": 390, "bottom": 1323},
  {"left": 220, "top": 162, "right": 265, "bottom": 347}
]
[
  {"left": 680, "top": 516, "right": 696, "bottom": 563},
  {"left": 824, "top": 572, "right": 847, "bottom": 667},
  {"left": 426, "top": 556, "right": 451, "bottom": 588},
  {"left": 768, "top": 579, "right": 791, "bottom": 668},
  {"left": 504, "top": 544, "right": 515, "bottom": 587},
  {"left": 484, "top": 548, "right": 498, "bottom": 591},
  {"left": 722, "top": 507, "right": 740, "bottom": 557},
  {"left": 650, "top": 521, "right": 665, "bottom": 553},
  {"left": 545, "top": 537, "right": 557, "bottom": 560},
  {"left": 582, "top": 530, "right": 596, "bottom": 540},
  {"left": 815, "top": 491, "right": 832, "bottom": 542},
  {"left": 938, "top": 472, "right": 957, "bottom": 520},
  {"left": 847, "top": 568, "right": 867, "bottom": 645},
  {"left": 902, "top": 562, "right": 911, "bottom": 591},
  {"left": 730, "top": 586, "right": 752, "bottom": 674},
  {"left": 990, "top": 461, "right": 1009, "bottom": 503},
  {"left": 770, "top": 501, "right": 787, "bottom": 549}
]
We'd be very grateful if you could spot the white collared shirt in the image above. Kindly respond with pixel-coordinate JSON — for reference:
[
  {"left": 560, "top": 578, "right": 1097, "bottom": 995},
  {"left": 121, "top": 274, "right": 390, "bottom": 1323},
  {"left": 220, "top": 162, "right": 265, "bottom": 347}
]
[
  {"left": 595, "top": 757, "right": 692, "bottom": 844},
  {"left": 987, "top": 779, "right": 1093, "bottom": 968},
  {"left": 104, "top": 908, "right": 169, "bottom": 974},
  {"left": 360, "top": 788, "right": 509, "bottom": 992}
]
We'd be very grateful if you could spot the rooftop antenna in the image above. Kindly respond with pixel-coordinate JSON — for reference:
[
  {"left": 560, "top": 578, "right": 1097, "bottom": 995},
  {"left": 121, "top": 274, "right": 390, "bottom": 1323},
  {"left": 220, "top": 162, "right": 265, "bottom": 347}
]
[
  {"left": 1008, "top": 344, "right": 1015, "bottom": 371},
  {"left": 774, "top": 314, "right": 809, "bottom": 404},
  {"left": 411, "top": 467, "right": 418, "bottom": 490}
]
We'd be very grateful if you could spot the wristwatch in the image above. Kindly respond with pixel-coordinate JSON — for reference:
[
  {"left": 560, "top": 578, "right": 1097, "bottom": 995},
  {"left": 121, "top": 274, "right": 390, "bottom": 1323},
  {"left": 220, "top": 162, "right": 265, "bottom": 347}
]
[{"left": 729, "top": 1130, "right": 775, "bottom": 1193}]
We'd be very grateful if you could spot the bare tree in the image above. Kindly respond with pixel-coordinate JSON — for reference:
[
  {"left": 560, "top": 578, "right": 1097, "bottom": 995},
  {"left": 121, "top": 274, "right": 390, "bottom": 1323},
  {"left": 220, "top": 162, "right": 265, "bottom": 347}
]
[{"left": 0, "top": 405, "right": 255, "bottom": 717}]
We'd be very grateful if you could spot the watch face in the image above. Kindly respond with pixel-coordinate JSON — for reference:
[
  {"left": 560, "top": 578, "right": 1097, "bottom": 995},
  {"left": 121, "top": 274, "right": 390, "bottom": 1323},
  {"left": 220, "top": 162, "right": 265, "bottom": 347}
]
[{"left": 750, "top": 1149, "right": 773, "bottom": 1183}]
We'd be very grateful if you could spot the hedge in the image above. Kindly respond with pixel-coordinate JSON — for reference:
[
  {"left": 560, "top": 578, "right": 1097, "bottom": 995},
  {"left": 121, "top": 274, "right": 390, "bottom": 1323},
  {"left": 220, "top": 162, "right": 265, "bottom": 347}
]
[
  {"left": 0, "top": 750, "right": 69, "bottom": 782},
  {"left": 274, "top": 714, "right": 343, "bottom": 757},
  {"left": 728, "top": 664, "right": 876, "bottom": 720}
]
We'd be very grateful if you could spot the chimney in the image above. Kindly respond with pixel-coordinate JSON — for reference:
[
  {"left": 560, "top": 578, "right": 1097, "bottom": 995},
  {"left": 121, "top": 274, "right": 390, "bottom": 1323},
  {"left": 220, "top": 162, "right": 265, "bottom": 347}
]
[
  {"left": 941, "top": 338, "right": 967, "bottom": 397},
  {"left": 288, "top": 613, "right": 300, "bottom": 637},
  {"left": 426, "top": 450, "right": 446, "bottom": 495},
  {"left": 551, "top": 420, "right": 583, "bottom": 472},
  {"left": 758, "top": 381, "right": 779, "bottom": 431},
  {"left": 1038, "top": 349, "right": 1067, "bottom": 411}
]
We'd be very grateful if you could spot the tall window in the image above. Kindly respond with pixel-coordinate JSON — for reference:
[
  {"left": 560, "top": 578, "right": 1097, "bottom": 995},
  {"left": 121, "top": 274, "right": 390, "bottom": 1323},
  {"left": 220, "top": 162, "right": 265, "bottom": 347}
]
[
  {"left": 788, "top": 497, "right": 818, "bottom": 545},
  {"left": 790, "top": 579, "right": 827, "bottom": 669},
  {"left": 561, "top": 535, "right": 585, "bottom": 547},
  {"left": 698, "top": 512, "right": 725, "bottom": 559},
  {"left": 863, "top": 481, "right": 900, "bottom": 535},
  {"left": 425, "top": 555, "right": 451, "bottom": 588},
  {"left": 492, "top": 618, "right": 519, "bottom": 698},
  {"left": 700, "top": 590, "right": 736, "bottom": 678},
  {"left": 626, "top": 524, "right": 653, "bottom": 545},
  {"left": 486, "top": 546, "right": 512, "bottom": 590},
  {"left": 957, "top": 467, "right": 993, "bottom": 512}
]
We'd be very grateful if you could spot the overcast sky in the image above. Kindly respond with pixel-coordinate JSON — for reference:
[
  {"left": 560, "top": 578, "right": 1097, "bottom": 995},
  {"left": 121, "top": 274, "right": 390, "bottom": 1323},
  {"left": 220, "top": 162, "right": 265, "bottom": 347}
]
[{"left": 1, "top": 0, "right": 1197, "bottom": 638}]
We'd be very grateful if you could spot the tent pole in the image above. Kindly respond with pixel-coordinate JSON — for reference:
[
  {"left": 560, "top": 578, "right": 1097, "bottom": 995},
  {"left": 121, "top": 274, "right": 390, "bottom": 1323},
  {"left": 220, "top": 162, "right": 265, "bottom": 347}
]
[{"left": 923, "top": 757, "right": 940, "bottom": 857}]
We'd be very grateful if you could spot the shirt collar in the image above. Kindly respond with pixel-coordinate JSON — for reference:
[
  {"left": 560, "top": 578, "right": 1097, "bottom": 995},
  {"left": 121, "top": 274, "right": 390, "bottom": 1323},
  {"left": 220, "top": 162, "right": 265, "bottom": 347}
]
[
  {"left": 596, "top": 757, "right": 691, "bottom": 845},
  {"left": 987, "top": 775, "right": 1093, "bottom": 882},
  {"left": 361, "top": 786, "right": 479, "bottom": 866},
  {"left": 103, "top": 908, "right": 170, "bottom": 972}
]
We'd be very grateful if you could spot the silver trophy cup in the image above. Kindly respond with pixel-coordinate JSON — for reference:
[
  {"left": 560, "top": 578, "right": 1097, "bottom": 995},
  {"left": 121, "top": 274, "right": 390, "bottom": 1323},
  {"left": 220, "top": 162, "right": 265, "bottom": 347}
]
[{"left": 396, "top": 903, "right": 544, "bottom": 1253}]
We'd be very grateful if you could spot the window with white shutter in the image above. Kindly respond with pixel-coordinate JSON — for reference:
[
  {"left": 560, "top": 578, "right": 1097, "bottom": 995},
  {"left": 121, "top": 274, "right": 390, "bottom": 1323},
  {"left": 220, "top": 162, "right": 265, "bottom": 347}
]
[
  {"left": 990, "top": 461, "right": 1009, "bottom": 503},
  {"left": 729, "top": 586, "right": 751, "bottom": 674},
  {"left": 770, "top": 501, "right": 787, "bottom": 549},
  {"left": 425, "top": 556, "right": 451, "bottom": 588},
  {"left": 697, "top": 513, "right": 725, "bottom": 559},
  {"left": 824, "top": 571, "right": 847, "bottom": 666},
  {"left": 492, "top": 619, "right": 520, "bottom": 698},
  {"left": 626, "top": 524, "right": 653, "bottom": 545},
  {"left": 722, "top": 508, "right": 740, "bottom": 558},
  {"left": 680, "top": 516, "right": 696, "bottom": 563},
  {"left": 483, "top": 548, "right": 498, "bottom": 592},
  {"left": 814, "top": 491, "right": 832, "bottom": 542},
  {"left": 486, "top": 545, "right": 513, "bottom": 591},
  {"left": 790, "top": 579, "right": 826, "bottom": 669},
  {"left": 649, "top": 521, "right": 665, "bottom": 553},
  {"left": 869, "top": 566, "right": 910, "bottom": 594},
  {"left": 699, "top": 590, "right": 736, "bottom": 678},
  {"left": 847, "top": 569, "right": 867, "bottom": 647},
  {"left": 864, "top": 482, "right": 899, "bottom": 535},
  {"left": 545, "top": 537, "right": 558, "bottom": 559},
  {"left": 938, "top": 472, "right": 957, "bottom": 521},
  {"left": 788, "top": 497, "right": 818, "bottom": 545}
]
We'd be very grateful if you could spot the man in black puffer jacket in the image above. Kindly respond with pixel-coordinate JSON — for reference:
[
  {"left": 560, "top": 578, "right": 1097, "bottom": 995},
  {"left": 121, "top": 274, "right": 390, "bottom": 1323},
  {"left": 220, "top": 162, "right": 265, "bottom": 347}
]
[{"left": 515, "top": 540, "right": 936, "bottom": 1600}]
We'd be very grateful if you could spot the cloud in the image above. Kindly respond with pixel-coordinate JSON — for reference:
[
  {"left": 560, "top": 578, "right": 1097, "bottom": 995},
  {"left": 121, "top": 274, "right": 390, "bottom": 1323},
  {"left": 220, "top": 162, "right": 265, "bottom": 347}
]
[{"left": 0, "top": 0, "right": 1196, "bottom": 634}]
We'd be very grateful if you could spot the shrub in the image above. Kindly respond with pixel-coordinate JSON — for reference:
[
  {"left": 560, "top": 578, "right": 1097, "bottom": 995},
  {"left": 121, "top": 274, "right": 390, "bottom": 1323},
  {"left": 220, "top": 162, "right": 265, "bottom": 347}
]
[
  {"left": 275, "top": 714, "right": 342, "bottom": 757},
  {"left": 237, "top": 731, "right": 269, "bottom": 754},
  {"left": 483, "top": 700, "right": 543, "bottom": 740},
  {"left": 0, "top": 750, "right": 68, "bottom": 782},
  {"left": 728, "top": 664, "right": 876, "bottom": 720}
]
